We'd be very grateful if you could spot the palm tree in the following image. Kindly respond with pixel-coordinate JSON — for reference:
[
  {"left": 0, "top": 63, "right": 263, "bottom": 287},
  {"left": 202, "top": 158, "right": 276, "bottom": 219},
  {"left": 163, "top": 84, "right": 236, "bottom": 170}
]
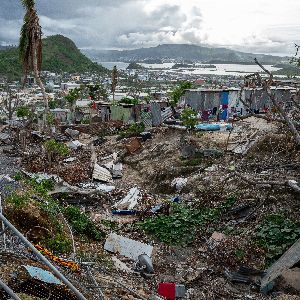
[
  {"left": 111, "top": 65, "right": 118, "bottom": 103},
  {"left": 19, "top": 0, "right": 49, "bottom": 124}
]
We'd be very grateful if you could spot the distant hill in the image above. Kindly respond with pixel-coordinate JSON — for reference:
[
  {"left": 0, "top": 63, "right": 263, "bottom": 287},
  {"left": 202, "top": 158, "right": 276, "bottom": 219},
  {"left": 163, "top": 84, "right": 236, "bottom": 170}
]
[
  {"left": 0, "top": 35, "right": 108, "bottom": 80},
  {"left": 83, "top": 44, "right": 289, "bottom": 64},
  {"left": 273, "top": 63, "right": 300, "bottom": 76}
]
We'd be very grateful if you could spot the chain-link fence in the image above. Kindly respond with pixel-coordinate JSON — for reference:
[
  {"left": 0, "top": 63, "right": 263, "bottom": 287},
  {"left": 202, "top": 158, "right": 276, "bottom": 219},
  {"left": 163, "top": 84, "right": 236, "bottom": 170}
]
[{"left": 0, "top": 208, "right": 104, "bottom": 300}]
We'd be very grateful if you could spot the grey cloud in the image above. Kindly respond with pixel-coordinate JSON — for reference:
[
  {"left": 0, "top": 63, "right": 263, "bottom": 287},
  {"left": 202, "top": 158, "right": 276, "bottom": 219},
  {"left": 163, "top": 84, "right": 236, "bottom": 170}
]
[{"left": 0, "top": 0, "right": 205, "bottom": 48}]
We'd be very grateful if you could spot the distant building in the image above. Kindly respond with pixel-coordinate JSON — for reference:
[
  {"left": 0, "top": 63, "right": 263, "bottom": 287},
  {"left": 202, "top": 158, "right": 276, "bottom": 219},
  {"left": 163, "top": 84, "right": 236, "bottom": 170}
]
[
  {"left": 61, "top": 82, "right": 81, "bottom": 91},
  {"left": 183, "top": 87, "right": 296, "bottom": 120}
]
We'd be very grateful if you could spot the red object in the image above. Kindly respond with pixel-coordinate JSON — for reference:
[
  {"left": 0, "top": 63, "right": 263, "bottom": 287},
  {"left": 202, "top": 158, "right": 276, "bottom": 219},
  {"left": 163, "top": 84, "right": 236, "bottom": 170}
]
[
  {"left": 157, "top": 282, "right": 176, "bottom": 300},
  {"left": 91, "top": 101, "right": 97, "bottom": 110}
]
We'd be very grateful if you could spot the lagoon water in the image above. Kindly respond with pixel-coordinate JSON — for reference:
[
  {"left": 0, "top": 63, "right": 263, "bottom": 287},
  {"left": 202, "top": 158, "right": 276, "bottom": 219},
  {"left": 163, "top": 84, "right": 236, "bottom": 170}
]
[{"left": 99, "top": 61, "right": 281, "bottom": 77}]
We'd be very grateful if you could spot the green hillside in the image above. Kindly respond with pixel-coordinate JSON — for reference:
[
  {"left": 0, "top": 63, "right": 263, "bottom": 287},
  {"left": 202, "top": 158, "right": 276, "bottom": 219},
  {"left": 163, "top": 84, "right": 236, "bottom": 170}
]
[
  {"left": 84, "top": 44, "right": 289, "bottom": 64},
  {"left": 0, "top": 35, "right": 107, "bottom": 80}
]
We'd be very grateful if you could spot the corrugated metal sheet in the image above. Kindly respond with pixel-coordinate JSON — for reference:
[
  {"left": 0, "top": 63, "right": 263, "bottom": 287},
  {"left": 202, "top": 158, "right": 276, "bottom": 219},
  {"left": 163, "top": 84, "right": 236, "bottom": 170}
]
[
  {"left": 110, "top": 106, "right": 133, "bottom": 124},
  {"left": 151, "top": 102, "right": 162, "bottom": 126},
  {"left": 161, "top": 107, "right": 173, "bottom": 121},
  {"left": 141, "top": 105, "right": 152, "bottom": 127},
  {"left": 0, "top": 133, "right": 10, "bottom": 140}
]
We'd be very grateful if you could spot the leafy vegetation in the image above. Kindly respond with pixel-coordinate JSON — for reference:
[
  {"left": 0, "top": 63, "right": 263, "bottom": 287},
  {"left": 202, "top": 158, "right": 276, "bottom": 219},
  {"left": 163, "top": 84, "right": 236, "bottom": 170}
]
[
  {"left": 180, "top": 107, "right": 198, "bottom": 128},
  {"left": 16, "top": 105, "right": 32, "bottom": 118},
  {"left": 170, "top": 81, "right": 193, "bottom": 106},
  {"left": 63, "top": 206, "right": 104, "bottom": 241},
  {"left": 0, "top": 35, "right": 108, "bottom": 80},
  {"left": 6, "top": 176, "right": 104, "bottom": 253},
  {"left": 119, "top": 97, "right": 139, "bottom": 105},
  {"left": 256, "top": 213, "right": 300, "bottom": 263},
  {"left": 138, "top": 197, "right": 236, "bottom": 246},
  {"left": 43, "top": 139, "right": 70, "bottom": 166},
  {"left": 118, "top": 123, "right": 145, "bottom": 139}
]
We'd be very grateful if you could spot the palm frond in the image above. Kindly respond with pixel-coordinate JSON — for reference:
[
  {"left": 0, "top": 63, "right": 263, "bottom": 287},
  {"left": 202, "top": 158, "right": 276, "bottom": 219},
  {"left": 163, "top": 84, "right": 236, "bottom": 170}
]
[{"left": 21, "top": 0, "right": 35, "bottom": 9}]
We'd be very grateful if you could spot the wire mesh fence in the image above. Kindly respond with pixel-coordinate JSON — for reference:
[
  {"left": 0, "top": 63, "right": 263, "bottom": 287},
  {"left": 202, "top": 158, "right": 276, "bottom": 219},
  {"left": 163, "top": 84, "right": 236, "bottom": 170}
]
[{"left": 0, "top": 210, "right": 105, "bottom": 300}]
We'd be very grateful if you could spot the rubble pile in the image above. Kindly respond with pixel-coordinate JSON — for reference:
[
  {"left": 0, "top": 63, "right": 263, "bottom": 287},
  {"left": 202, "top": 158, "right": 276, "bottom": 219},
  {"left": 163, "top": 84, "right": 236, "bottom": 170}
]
[{"left": 0, "top": 116, "right": 299, "bottom": 300}]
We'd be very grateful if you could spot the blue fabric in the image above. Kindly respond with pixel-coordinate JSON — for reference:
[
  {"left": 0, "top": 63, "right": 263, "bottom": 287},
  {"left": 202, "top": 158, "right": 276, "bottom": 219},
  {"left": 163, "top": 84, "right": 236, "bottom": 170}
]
[
  {"left": 221, "top": 92, "right": 229, "bottom": 105},
  {"left": 221, "top": 108, "right": 228, "bottom": 120}
]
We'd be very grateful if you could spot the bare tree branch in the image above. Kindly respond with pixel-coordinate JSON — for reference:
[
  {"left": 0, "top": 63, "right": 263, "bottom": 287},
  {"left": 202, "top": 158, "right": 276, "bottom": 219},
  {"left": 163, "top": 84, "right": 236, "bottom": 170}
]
[{"left": 254, "top": 58, "right": 300, "bottom": 147}]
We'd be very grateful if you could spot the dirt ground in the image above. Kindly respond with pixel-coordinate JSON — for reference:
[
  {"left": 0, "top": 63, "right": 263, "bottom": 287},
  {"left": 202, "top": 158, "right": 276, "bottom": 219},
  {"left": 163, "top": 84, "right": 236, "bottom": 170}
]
[{"left": 0, "top": 117, "right": 299, "bottom": 300}]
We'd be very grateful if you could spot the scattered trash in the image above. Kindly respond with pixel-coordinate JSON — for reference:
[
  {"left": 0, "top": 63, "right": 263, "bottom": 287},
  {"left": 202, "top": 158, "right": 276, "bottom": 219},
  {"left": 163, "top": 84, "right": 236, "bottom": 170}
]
[
  {"left": 261, "top": 238, "right": 300, "bottom": 294},
  {"left": 67, "top": 140, "right": 85, "bottom": 150},
  {"left": 112, "top": 162, "right": 123, "bottom": 179},
  {"left": 92, "top": 163, "right": 113, "bottom": 182},
  {"left": 205, "top": 165, "right": 219, "bottom": 172},
  {"left": 65, "top": 128, "right": 80, "bottom": 139},
  {"left": 114, "top": 187, "right": 141, "bottom": 210},
  {"left": 111, "top": 257, "right": 133, "bottom": 273},
  {"left": 63, "top": 157, "right": 77, "bottom": 163},
  {"left": 158, "top": 282, "right": 176, "bottom": 300},
  {"left": 199, "top": 148, "right": 223, "bottom": 157},
  {"left": 104, "top": 233, "right": 153, "bottom": 261},
  {"left": 195, "top": 123, "right": 233, "bottom": 131},
  {"left": 158, "top": 283, "right": 186, "bottom": 300},
  {"left": 112, "top": 210, "right": 138, "bottom": 215},
  {"left": 149, "top": 295, "right": 165, "bottom": 300},
  {"left": 135, "top": 254, "right": 154, "bottom": 275},
  {"left": 225, "top": 266, "right": 264, "bottom": 284},
  {"left": 140, "top": 131, "right": 152, "bottom": 142},
  {"left": 125, "top": 137, "right": 142, "bottom": 154},
  {"left": 96, "top": 184, "right": 115, "bottom": 192},
  {"left": 0, "top": 133, "right": 11, "bottom": 143},
  {"left": 23, "top": 265, "right": 62, "bottom": 285},
  {"left": 208, "top": 232, "right": 228, "bottom": 249},
  {"left": 171, "top": 178, "right": 187, "bottom": 192}
]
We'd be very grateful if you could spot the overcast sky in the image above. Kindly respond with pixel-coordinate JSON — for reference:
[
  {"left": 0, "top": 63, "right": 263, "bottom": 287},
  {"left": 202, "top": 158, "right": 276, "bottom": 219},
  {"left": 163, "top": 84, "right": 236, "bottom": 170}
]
[{"left": 1, "top": 0, "right": 299, "bottom": 55}]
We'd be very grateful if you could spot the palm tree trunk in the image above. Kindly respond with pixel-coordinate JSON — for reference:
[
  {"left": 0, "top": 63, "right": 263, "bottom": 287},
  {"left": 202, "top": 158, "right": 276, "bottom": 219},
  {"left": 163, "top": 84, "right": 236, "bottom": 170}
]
[{"left": 32, "top": 47, "right": 49, "bottom": 129}]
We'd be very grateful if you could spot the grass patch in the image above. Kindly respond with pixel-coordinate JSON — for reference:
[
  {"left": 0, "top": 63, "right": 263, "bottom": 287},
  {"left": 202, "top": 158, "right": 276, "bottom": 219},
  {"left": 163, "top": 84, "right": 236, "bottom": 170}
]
[
  {"left": 63, "top": 206, "right": 104, "bottom": 241},
  {"left": 138, "top": 197, "right": 236, "bottom": 246}
]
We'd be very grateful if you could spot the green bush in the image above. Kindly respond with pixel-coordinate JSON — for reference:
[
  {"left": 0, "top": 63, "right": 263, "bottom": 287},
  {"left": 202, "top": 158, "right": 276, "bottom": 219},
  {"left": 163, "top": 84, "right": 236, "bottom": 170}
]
[
  {"left": 138, "top": 197, "right": 236, "bottom": 246},
  {"left": 170, "top": 81, "right": 193, "bottom": 107},
  {"left": 119, "top": 123, "right": 145, "bottom": 139},
  {"left": 180, "top": 107, "right": 198, "bottom": 129},
  {"left": 45, "top": 233, "right": 72, "bottom": 254},
  {"left": 16, "top": 106, "right": 32, "bottom": 118},
  {"left": 43, "top": 139, "right": 70, "bottom": 166},
  {"left": 46, "top": 113, "right": 55, "bottom": 125},
  {"left": 63, "top": 206, "right": 104, "bottom": 241},
  {"left": 44, "top": 139, "right": 69, "bottom": 157},
  {"left": 6, "top": 192, "right": 31, "bottom": 208},
  {"left": 256, "top": 213, "right": 300, "bottom": 263},
  {"left": 119, "top": 97, "right": 139, "bottom": 105}
]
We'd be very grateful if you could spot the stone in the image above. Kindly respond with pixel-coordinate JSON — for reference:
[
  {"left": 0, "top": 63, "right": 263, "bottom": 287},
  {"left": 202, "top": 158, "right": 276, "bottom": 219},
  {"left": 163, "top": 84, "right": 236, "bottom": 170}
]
[{"left": 281, "top": 268, "right": 300, "bottom": 291}]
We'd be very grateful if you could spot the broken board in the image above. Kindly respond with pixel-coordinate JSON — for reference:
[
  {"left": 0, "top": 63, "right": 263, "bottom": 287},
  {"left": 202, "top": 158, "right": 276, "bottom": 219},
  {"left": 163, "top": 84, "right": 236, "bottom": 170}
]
[{"left": 104, "top": 233, "right": 153, "bottom": 261}]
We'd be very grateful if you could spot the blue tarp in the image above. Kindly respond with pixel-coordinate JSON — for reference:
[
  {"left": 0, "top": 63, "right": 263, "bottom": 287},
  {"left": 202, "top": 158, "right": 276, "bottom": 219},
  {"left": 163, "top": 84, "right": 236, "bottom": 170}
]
[
  {"left": 195, "top": 123, "right": 233, "bottom": 131},
  {"left": 221, "top": 91, "right": 229, "bottom": 105}
]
